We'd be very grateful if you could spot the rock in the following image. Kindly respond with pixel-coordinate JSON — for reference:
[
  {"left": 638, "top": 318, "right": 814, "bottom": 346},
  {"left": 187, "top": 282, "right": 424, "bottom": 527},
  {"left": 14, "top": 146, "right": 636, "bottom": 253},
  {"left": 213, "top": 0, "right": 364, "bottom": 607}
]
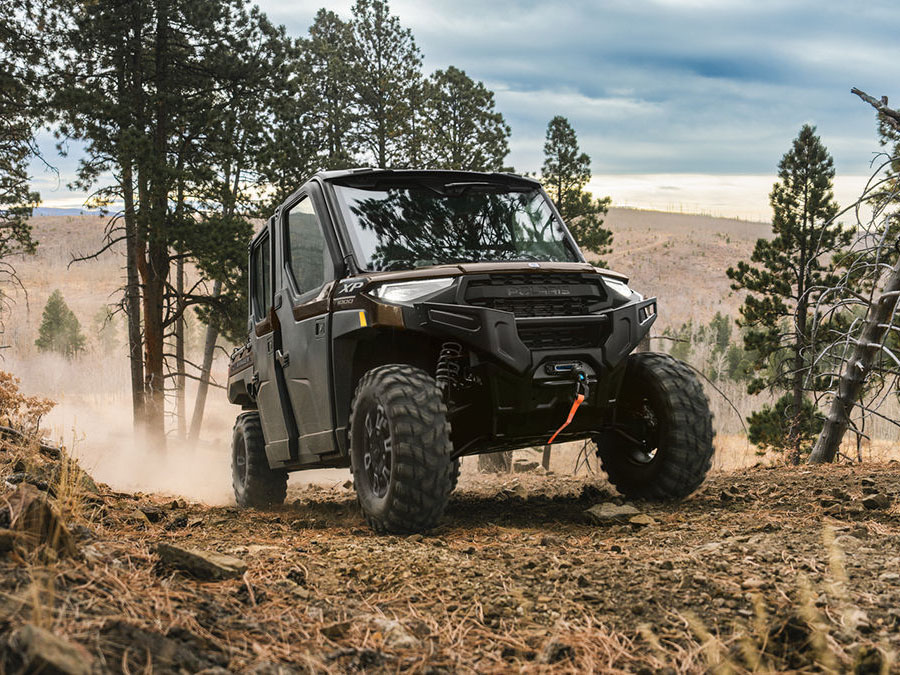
[
  {"left": 629, "top": 514, "right": 657, "bottom": 527},
  {"left": 156, "top": 543, "right": 247, "bottom": 580},
  {"left": 6, "top": 484, "right": 77, "bottom": 557},
  {"left": 49, "top": 458, "right": 100, "bottom": 496},
  {"left": 166, "top": 515, "right": 188, "bottom": 530},
  {"left": 0, "top": 591, "right": 31, "bottom": 622},
  {"left": 124, "top": 508, "right": 150, "bottom": 526},
  {"left": 862, "top": 493, "right": 891, "bottom": 510},
  {"left": 852, "top": 644, "right": 883, "bottom": 675},
  {"left": 540, "top": 640, "right": 575, "bottom": 664},
  {"left": 342, "top": 480, "right": 353, "bottom": 489},
  {"left": 139, "top": 505, "right": 165, "bottom": 523},
  {"left": 373, "top": 619, "right": 420, "bottom": 649},
  {"left": 5, "top": 472, "right": 50, "bottom": 492},
  {"left": 513, "top": 459, "right": 540, "bottom": 473},
  {"left": 0, "top": 528, "right": 23, "bottom": 553},
  {"left": 585, "top": 502, "right": 640, "bottom": 523},
  {"left": 741, "top": 577, "right": 766, "bottom": 590},
  {"left": 9, "top": 624, "right": 93, "bottom": 675},
  {"left": 100, "top": 620, "right": 226, "bottom": 671}
]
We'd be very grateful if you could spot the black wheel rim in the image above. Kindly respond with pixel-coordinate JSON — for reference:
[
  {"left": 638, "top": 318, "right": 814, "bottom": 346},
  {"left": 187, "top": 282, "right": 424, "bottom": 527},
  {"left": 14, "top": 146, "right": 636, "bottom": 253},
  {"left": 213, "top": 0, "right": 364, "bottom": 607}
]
[
  {"left": 363, "top": 403, "right": 392, "bottom": 498},
  {"left": 619, "top": 396, "right": 661, "bottom": 465}
]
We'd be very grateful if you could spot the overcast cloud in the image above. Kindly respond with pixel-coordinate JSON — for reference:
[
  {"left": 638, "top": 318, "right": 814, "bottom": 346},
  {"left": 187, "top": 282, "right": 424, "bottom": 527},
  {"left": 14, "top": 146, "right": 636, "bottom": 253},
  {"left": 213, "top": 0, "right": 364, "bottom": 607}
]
[
  {"left": 32, "top": 0, "right": 900, "bottom": 218},
  {"left": 257, "top": 0, "right": 899, "bottom": 174}
]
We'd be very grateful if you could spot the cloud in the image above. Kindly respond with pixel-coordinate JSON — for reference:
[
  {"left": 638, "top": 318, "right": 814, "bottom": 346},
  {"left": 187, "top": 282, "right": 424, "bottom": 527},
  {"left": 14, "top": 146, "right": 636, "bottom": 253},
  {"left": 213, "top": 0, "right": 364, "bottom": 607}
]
[
  {"left": 29, "top": 0, "right": 900, "bottom": 208},
  {"left": 252, "top": 0, "right": 900, "bottom": 176}
]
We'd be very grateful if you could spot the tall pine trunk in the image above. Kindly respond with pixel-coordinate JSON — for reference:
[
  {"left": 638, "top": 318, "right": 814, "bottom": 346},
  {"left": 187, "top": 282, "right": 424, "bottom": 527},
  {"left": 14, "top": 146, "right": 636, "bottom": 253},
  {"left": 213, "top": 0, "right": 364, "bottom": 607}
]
[
  {"left": 122, "top": 160, "right": 145, "bottom": 430},
  {"left": 789, "top": 295, "right": 808, "bottom": 465},
  {"left": 189, "top": 280, "right": 222, "bottom": 442},
  {"left": 175, "top": 256, "right": 186, "bottom": 438},
  {"left": 140, "top": 0, "right": 172, "bottom": 448}
]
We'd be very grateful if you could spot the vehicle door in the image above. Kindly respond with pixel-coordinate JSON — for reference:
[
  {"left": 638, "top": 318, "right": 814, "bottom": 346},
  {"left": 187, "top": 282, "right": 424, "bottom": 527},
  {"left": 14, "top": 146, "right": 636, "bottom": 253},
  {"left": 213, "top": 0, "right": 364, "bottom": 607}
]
[
  {"left": 274, "top": 187, "right": 340, "bottom": 461},
  {"left": 247, "top": 226, "right": 291, "bottom": 463}
]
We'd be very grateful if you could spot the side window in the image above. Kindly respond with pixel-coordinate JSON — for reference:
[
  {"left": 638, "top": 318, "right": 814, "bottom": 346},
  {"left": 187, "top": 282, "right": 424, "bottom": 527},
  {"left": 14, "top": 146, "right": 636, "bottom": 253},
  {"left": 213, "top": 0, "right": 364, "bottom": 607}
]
[
  {"left": 285, "top": 197, "right": 331, "bottom": 296},
  {"left": 250, "top": 233, "right": 271, "bottom": 321}
]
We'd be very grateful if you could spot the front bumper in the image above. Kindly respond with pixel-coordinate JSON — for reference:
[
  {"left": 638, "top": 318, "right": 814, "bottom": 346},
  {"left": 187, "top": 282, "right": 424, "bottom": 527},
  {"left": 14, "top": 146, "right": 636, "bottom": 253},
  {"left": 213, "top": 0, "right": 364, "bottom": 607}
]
[{"left": 411, "top": 296, "right": 657, "bottom": 376}]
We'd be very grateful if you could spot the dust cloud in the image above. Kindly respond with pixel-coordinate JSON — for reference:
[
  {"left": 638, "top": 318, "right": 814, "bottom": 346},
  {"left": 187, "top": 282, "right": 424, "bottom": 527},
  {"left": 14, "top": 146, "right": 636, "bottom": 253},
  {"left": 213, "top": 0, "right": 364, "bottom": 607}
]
[{"left": 6, "top": 350, "right": 349, "bottom": 505}]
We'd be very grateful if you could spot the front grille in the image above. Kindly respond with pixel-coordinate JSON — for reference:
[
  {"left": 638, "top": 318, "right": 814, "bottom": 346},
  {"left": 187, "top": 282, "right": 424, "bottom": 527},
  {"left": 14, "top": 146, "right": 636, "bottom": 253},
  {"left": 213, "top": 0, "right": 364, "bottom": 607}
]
[
  {"left": 464, "top": 273, "right": 606, "bottom": 318},
  {"left": 517, "top": 325, "right": 595, "bottom": 350}
]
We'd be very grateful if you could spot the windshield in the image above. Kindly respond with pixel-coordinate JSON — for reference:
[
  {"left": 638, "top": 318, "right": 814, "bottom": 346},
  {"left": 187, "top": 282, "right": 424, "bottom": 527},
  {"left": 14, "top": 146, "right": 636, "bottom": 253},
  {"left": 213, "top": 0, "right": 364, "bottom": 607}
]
[{"left": 331, "top": 181, "right": 581, "bottom": 271}]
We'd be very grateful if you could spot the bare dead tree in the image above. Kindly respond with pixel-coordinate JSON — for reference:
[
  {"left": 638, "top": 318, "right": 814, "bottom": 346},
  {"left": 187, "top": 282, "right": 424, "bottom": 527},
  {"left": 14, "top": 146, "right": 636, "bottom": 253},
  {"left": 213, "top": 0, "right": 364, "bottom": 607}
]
[{"left": 806, "top": 89, "right": 900, "bottom": 463}]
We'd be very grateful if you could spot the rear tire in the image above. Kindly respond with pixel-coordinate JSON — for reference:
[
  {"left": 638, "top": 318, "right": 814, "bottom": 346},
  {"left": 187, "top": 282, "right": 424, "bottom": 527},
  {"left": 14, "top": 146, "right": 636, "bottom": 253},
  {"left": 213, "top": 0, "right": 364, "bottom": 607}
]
[
  {"left": 350, "top": 365, "right": 453, "bottom": 533},
  {"left": 597, "top": 352, "right": 713, "bottom": 500},
  {"left": 232, "top": 412, "right": 288, "bottom": 508}
]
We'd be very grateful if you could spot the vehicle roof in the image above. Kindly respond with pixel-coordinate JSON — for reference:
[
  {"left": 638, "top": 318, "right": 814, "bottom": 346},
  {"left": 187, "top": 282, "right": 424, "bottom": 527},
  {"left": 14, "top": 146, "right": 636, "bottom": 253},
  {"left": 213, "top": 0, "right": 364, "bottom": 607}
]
[{"left": 313, "top": 167, "right": 541, "bottom": 189}]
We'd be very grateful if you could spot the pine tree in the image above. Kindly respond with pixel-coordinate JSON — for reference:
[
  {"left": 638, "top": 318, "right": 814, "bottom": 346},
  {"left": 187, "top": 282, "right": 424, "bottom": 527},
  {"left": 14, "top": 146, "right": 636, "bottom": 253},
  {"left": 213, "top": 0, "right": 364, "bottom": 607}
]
[
  {"left": 300, "top": 9, "right": 359, "bottom": 171},
  {"left": 0, "top": 0, "right": 41, "bottom": 289},
  {"left": 540, "top": 116, "right": 612, "bottom": 259},
  {"left": 421, "top": 66, "right": 510, "bottom": 171},
  {"left": 50, "top": 0, "right": 285, "bottom": 443},
  {"left": 349, "top": 0, "right": 423, "bottom": 168},
  {"left": 727, "top": 124, "right": 850, "bottom": 463},
  {"left": 35, "top": 290, "right": 86, "bottom": 357}
]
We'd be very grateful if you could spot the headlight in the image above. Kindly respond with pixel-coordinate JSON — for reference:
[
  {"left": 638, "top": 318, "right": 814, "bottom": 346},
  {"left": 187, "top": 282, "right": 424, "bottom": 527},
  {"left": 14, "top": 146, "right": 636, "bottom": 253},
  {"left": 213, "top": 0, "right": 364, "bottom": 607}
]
[
  {"left": 603, "top": 277, "right": 643, "bottom": 302},
  {"left": 370, "top": 277, "right": 455, "bottom": 305}
]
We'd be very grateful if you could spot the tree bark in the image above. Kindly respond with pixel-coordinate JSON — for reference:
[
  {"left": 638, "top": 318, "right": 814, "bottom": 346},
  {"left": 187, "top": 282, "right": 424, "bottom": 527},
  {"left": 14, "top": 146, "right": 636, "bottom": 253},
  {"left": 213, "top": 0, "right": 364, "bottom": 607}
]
[
  {"left": 122, "top": 160, "right": 145, "bottom": 431},
  {"left": 808, "top": 255, "right": 900, "bottom": 463},
  {"left": 175, "top": 256, "right": 186, "bottom": 438},
  {"left": 189, "top": 279, "right": 222, "bottom": 442},
  {"left": 789, "top": 293, "right": 808, "bottom": 465},
  {"left": 140, "top": 0, "right": 172, "bottom": 448}
]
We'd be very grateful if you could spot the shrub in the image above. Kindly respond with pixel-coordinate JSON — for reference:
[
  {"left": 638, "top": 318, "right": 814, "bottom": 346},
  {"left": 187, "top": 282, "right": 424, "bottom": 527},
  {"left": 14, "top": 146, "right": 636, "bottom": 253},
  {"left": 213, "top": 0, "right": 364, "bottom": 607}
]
[{"left": 35, "top": 290, "right": 85, "bottom": 357}]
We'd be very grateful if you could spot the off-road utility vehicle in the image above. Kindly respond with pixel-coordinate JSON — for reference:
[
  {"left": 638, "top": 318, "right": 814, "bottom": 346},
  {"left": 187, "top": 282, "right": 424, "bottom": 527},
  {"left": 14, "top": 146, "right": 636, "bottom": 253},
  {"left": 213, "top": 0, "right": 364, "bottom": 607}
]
[{"left": 227, "top": 169, "right": 714, "bottom": 533}]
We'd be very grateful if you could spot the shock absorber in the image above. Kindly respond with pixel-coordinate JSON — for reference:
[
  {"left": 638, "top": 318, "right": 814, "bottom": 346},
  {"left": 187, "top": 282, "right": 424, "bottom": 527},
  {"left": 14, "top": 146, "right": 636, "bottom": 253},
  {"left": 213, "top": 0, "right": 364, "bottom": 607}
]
[{"left": 435, "top": 341, "right": 463, "bottom": 391}]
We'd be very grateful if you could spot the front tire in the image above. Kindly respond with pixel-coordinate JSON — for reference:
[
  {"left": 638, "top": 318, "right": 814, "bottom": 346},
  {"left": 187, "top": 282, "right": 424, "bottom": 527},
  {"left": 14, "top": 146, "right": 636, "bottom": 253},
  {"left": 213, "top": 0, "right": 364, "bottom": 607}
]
[
  {"left": 232, "top": 412, "right": 288, "bottom": 508},
  {"left": 597, "top": 352, "right": 714, "bottom": 500},
  {"left": 350, "top": 365, "right": 453, "bottom": 533}
]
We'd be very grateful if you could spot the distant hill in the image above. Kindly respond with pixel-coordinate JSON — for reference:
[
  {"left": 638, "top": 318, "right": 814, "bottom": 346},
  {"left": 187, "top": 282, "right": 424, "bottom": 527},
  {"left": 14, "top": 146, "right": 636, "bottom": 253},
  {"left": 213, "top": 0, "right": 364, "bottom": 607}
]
[
  {"left": 32, "top": 207, "right": 104, "bottom": 217},
  {"left": 12, "top": 207, "right": 770, "bottom": 337},
  {"left": 602, "top": 207, "right": 769, "bottom": 331}
]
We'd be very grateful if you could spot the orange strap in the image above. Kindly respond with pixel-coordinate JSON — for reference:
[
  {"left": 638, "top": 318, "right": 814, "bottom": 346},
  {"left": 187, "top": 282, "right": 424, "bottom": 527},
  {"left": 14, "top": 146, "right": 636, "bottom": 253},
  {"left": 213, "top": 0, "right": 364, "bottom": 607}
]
[{"left": 547, "top": 393, "right": 585, "bottom": 444}]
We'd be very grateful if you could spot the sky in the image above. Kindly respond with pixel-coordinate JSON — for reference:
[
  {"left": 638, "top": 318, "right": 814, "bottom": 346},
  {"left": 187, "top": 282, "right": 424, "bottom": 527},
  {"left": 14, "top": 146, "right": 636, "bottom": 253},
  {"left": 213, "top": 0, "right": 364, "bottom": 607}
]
[{"left": 31, "top": 0, "right": 900, "bottom": 220}]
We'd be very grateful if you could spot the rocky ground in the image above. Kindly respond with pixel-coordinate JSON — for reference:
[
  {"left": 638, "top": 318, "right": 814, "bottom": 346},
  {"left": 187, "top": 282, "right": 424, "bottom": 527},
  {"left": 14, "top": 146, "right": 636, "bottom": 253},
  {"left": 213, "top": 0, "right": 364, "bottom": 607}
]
[{"left": 2, "top": 438, "right": 900, "bottom": 673}]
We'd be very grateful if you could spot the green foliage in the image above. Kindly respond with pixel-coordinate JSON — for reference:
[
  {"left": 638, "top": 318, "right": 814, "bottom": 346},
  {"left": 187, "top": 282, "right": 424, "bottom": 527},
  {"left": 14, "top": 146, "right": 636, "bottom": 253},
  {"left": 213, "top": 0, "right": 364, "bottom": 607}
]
[
  {"left": 0, "top": 0, "right": 41, "bottom": 279},
  {"left": 420, "top": 66, "right": 510, "bottom": 171},
  {"left": 747, "top": 393, "right": 823, "bottom": 457},
  {"left": 663, "top": 312, "right": 759, "bottom": 385},
  {"left": 300, "top": 9, "right": 359, "bottom": 171},
  {"left": 540, "top": 116, "right": 612, "bottom": 260},
  {"left": 727, "top": 125, "right": 849, "bottom": 396},
  {"left": 35, "top": 290, "right": 85, "bottom": 357},
  {"left": 349, "top": 0, "right": 422, "bottom": 168}
]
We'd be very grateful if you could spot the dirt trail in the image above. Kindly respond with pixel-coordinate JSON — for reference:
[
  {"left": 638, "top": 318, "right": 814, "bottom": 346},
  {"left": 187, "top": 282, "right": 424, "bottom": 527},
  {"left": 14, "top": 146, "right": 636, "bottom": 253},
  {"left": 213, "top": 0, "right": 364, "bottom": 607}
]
[{"left": 3, "top": 463, "right": 899, "bottom": 672}]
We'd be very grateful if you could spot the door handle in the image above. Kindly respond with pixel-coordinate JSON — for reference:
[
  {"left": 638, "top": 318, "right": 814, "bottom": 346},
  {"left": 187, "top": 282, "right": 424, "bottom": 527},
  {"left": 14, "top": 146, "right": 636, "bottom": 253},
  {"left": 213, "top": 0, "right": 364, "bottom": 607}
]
[
  {"left": 315, "top": 319, "right": 326, "bottom": 337},
  {"left": 275, "top": 350, "right": 290, "bottom": 368}
]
